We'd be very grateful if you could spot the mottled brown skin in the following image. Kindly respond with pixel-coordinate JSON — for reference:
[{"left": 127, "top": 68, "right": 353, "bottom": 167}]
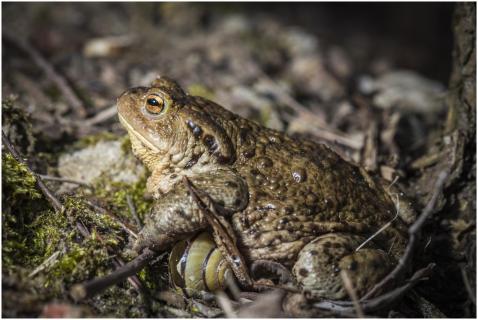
[{"left": 117, "top": 77, "right": 413, "bottom": 299}]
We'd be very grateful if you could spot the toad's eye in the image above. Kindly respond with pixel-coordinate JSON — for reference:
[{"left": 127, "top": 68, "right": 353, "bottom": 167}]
[{"left": 145, "top": 95, "right": 165, "bottom": 115}]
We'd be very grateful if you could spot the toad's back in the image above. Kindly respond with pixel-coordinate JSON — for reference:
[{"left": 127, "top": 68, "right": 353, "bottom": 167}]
[{"left": 191, "top": 97, "right": 408, "bottom": 265}]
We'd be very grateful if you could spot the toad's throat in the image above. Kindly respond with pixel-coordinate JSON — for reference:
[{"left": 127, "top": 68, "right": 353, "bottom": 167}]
[{"left": 118, "top": 112, "right": 161, "bottom": 153}]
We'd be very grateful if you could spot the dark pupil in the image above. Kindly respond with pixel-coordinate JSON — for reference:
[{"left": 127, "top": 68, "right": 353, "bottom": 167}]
[{"left": 147, "top": 98, "right": 160, "bottom": 107}]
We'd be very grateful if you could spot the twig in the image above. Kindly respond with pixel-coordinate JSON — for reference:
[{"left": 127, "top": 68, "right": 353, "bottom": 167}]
[
  {"left": 460, "top": 263, "right": 476, "bottom": 306},
  {"left": 361, "top": 120, "right": 378, "bottom": 171},
  {"left": 3, "top": 32, "right": 88, "bottom": 118},
  {"left": 75, "top": 220, "right": 91, "bottom": 239},
  {"left": 355, "top": 194, "right": 400, "bottom": 252},
  {"left": 386, "top": 175, "right": 400, "bottom": 191},
  {"left": 2, "top": 131, "right": 64, "bottom": 212},
  {"left": 70, "top": 248, "right": 155, "bottom": 301},
  {"left": 111, "top": 257, "right": 145, "bottom": 294},
  {"left": 38, "top": 174, "right": 92, "bottom": 188},
  {"left": 28, "top": 251, "right": 61, "bottom": 278},
  {"left": 224, "top": 273, "right": 242, "bottom": 302},
  {"left": 340, "top": 270, "right": 365, "bottom": 318},
  {"left": 74, "top": 220, "right": 145, "bottom": 294},
  {"left": 83, "top": 105, "right": 117, "bottom": 126},
  {"left": 85, "top": 200, "right": 138, "bottom": 239},
  {"left": 258, "top": 72, "right": 363, "bottom": 150},
  {"left": 182, "top": 177, "right": 253, "bottom": 289},
  {"left": 362, "top": 171, "right": 448, "bottom": 300},
  {"left": 215, "top": 291, "right": 237, "bottom": 318},
  {"left": 126, "top": 195, "right": 143, "bottom": 228},
  {"left": 297, "top": 122, "right": 364, "bottom": 150},
  {"left": 315, "top": 263, "right": 435, "bottom": 315}
]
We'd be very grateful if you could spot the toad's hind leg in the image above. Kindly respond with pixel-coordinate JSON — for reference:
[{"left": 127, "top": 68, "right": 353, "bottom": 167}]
[{"left": 292, "top": 233, "right": 393, "bottom": 300}]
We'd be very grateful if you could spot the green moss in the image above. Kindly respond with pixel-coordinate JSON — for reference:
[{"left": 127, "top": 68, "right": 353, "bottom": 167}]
[
  {"left": 2, "top": 153, "right": 41, "bottom": 200},
  {"left": 73, "top": 131, "right": 118, "bottom": 150},
  {"left": 29, "top": 209, "right": 69, "bottom": 262},
  {"left": 120, "top": 134, "right": 132, "bottom": 155},
  {"left": 2, "top": 153, "right": 47, "bottom": 269},
  {"left": 187, "top": 84, "right": 215, "bottom": 100},
  {"left": 2, "top": 98, "right": 36, "bottom": 154},
  {"left": 94, "top": 174, "right": 153, "bottom": 224}
]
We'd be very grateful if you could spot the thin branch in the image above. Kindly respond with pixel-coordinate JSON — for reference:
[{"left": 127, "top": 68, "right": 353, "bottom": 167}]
[
  {"left": 75, "top": 219, "right": 145, "bottom": 295},
  {"left": 28, "top": 250, "right": 61, "bottom": 278},
  {"left": 315, "top": 263, "right": 435, "bottom": 316},
  {"left": 340, "top": 270, "right": 365, "bottom": 318},
  {"left": 85, "top": 200, "right": 138, "bottom": 239},
  {"left": 361, "top": 171, "right": 448, "bottom": 300},
  {"left": 215, "top": 291, "right": 237, "bottom": 318},
  {"left": 182, "top": 177, "right": 253, "bottom": 289},
  {"left": 460, "top": 263, "right": 476, "bottom": 306},
  {"left": 355, "top": 193, "right": 400, "bottom": 252},
  {"left": 70, "top": 248, "right": 155, "bottom": 301},
  {"left": 38, "top": 174, "right": 92, "bottom": 188},
  {"left": 2, "top": 131, "right": 64, "bottom": 212},
  {"left": 258, "top": 71, "right": 363, "bottom": 150},
  {"left": 111, "top": 257, "right": 145, "bottom": 294},
  {"left": 126, "top": 194, "right": 143, "bottom": 228},
  {"left": 3, "top": 32, "right": 88, "bottom": 118},
  {"left": 83, "top": 105, "right": 117, "bottom": 126},
  {"left": 361, "top": 120, "right": 378, "bottom": 171}
]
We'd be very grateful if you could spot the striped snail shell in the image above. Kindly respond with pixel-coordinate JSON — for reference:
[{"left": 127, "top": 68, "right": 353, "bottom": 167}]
[{"left": 169, "top": 232, "right": 234, "bottom": 295}]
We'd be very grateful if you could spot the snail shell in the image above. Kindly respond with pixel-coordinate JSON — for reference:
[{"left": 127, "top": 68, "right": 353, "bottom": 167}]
[{"left": 169, "top": 232, "right": 233, "bottom": 295}]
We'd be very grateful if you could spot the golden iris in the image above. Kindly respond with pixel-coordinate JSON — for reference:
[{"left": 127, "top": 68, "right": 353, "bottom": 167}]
[{"left": 145, "top": 95, "right": 165, "bottom": 114}]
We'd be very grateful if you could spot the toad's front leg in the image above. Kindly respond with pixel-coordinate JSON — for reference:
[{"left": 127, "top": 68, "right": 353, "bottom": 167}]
[{"left": 132, "top": 168, "right": 248, "bottom": 253}]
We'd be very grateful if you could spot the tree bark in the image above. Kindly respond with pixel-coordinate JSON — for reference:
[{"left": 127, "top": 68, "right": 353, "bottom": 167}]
[{"left": 413, "top": 3, "right": 475, "bottom": 317}]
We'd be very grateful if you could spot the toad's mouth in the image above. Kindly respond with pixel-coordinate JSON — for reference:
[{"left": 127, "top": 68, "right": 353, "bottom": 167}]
[{"left": 118, "top": 112, "right": 161, "bottom": 153}]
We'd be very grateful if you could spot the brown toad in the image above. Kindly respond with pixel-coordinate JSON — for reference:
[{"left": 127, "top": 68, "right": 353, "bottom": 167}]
[{"left": 117, "top": 77, "right": 414, "bottom": 299}]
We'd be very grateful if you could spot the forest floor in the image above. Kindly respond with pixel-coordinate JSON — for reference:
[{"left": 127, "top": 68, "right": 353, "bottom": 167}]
[{"left": 2, "top": 3, "right": 474, "bottom": 318}]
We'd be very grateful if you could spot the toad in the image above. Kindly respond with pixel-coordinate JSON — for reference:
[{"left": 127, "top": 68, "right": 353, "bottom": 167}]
[{"left": 117, "top": 77, "right": 414, "bottom": 299}]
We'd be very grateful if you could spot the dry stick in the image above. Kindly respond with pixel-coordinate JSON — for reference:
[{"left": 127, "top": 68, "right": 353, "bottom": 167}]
[
  {"left": 28, "top": 250, "right": 61, "bottom": 278},
  {"left": 216, "top": 291, "right": 238, "bottom": 318},
  {"left": 38, "top": 174, "right": 92, "bottom": 188},
  {"left": 361, "top": 120, "right": 378, "bottom": 171},
  {"left": 83, "top": 105, "right": 118, "bottom": 126},
  {"left": 258, "top": 72, "right": 362, "bottom": 150},
  {"left": 3, "top": 32, "right": 88, "bottom": 118},
  {"left": 126, "top": 194, "right": 143, "bottom": 228},
  {"left": 2, "top": 131, "right": 64, "bottom": 212},
  {"left": 460, "top": 264, "right": 476, "bottom": 306},
  {"left": 70, "top": 248, "right": 155, "bottom": 301},
  {"left": 355, "top": 194, "right": 400, "bottom": 252},
  {"left": 315, "top": 263, "right": 435, "bottom": 316},
  {"left": 74, "top": 219, "right": 144, "bottom": 294},
  {"left": 359, "top": 263, "right": 434, "bottom": 312},
  {"left": 182, "top": 177, "right": 253, "bottom": 289},
  {"left": 361, "top": 171, "right": 448, "bottom": 300},
  {"left": 111, "top": 257, "right": 144, "bottom": 293},
  {"left": 340, "top": 270, "right": 365, "bottom": 318},
  {"left": 85, "top": 200, "right": 139, "bottom": 239}
]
